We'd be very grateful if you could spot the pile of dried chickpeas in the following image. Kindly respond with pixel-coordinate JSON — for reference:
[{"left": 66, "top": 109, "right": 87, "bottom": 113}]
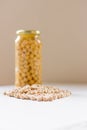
[
  {"left": 4, "top": 84, "right": 71, "bottom": 101},
  {"left": 15, "top": 36, "right": 42, "bottom": 87}
]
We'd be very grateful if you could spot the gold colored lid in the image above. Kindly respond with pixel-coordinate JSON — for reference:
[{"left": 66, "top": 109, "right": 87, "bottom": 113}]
[{"left": 16, "top": 30, "right": 40, "bottom": 35}]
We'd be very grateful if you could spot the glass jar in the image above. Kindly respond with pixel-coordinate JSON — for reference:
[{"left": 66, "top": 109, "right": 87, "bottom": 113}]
[{"left": 15, "top": 30, "right": 42, "bottom": 87}]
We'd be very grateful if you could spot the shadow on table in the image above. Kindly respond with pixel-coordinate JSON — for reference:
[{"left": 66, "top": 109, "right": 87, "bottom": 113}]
[{"left": 54, "top": 121, "right": 87, "bottom": 130}]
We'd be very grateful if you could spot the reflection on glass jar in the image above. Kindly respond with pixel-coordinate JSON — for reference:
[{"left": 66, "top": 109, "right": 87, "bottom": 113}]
[{"left": 15, "top": 30, "right": 42, "bottom": 87}]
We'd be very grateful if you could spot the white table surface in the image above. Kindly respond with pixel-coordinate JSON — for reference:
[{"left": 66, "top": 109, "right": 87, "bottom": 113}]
[{"left": 0, "top": 84, "right": 87, "bottom": 130}]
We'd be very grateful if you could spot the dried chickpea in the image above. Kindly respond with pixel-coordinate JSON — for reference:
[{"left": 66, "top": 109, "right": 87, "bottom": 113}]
[{"left": 15, "top": 30, "right": 42, "bottom": 87}]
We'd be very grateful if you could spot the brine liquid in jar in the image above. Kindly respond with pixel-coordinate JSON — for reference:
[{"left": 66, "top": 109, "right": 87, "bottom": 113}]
[{"left": 15, "top": 30, "right": 42, "bottom": 87}]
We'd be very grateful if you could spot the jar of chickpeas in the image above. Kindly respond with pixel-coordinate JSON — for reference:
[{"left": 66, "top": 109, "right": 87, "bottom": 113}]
[{"left": 15, "top": 30, "right": 42, "bottom": 87}]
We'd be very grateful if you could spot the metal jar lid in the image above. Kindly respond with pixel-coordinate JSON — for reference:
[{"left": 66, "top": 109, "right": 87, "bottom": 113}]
[{"left": 16, "top": 30, "right": 40, "bottom": 35}]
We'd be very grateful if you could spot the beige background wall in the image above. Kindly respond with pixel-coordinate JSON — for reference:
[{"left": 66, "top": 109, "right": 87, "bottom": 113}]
[{"left": 0, "top": 0, "right": 87, "bottom": 85}]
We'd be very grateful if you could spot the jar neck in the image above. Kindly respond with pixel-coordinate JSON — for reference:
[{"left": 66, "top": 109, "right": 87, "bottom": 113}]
[{"left": 17, "top": 34, "right": 40, "bottom": 40}]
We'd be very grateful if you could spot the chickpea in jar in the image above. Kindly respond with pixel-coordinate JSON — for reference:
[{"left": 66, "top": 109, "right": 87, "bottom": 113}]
[{"left": 15, "top": 30, "right": 42, "bottom": 87}]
